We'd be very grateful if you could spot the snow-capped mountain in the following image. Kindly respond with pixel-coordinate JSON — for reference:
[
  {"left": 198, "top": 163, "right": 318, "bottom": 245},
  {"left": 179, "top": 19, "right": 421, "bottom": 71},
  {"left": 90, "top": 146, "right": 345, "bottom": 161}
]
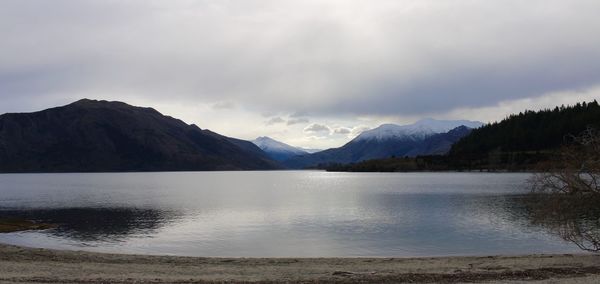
[
  {"left": 301, "top": 148, "right": 323, "bottom": 154},
  {"left": 252, "top": 136, "right": 309, "bottom": 161},
  {"left": 283, "top": 119, "right": 483, "bottom": 169},
  {"left": 355, "top": 118, "right": 483, "bottom": 141}
]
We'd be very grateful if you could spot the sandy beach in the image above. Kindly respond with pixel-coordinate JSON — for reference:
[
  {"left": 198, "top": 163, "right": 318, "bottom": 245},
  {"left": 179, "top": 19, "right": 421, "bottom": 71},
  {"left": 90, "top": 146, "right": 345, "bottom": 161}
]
[{"left": 0, "top": 243, "right": 599, "bottom": 283}]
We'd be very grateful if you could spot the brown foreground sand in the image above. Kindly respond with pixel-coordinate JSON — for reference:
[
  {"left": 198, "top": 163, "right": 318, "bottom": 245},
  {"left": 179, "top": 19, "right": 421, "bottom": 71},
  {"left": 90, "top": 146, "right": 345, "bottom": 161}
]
[{"left": 1, "top": 244, "right": 600, "bottom": 284}]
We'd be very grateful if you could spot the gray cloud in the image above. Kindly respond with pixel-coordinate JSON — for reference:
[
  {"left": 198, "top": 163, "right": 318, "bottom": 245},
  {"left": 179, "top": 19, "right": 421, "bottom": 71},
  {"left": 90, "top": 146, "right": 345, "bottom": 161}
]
[
  {"left": 1, "top": 0, "right": 600, "bottom": 117},
  {"left": 212, "top": 101, "right": 236, "bottom": 110},
  {"left": 289, "top": 111, "right": 309, "bottom": 118},
  {"left": 333, "top": 127, "right": 351, "bottom": 135},
  {"left": 266, "top": 117, "right": 286, "bottom": 125},
  {"left": 287, "top": 118, "right": 309, "bottom": 125},
  {"left": 304, "top": 123, "right": 331, "bottom": 134}
]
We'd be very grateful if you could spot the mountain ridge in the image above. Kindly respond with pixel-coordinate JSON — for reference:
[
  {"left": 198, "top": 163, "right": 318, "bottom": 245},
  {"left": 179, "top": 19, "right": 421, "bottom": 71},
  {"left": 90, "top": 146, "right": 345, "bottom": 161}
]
[
  {"left": 356, "top": 118, "right": 482, "bottom": 141},
  {"left": 0, "top": 99, "right": 280, "bottom": 172},
  {"left": 283, "top": 119, "right": 482, "bottom": 169},
  {"left": 252, "top": 136, "right": 309, "bottom": 161}
]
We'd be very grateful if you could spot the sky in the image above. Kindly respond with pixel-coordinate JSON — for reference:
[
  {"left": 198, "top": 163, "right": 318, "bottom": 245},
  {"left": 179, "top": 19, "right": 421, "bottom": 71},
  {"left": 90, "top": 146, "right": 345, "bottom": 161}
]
[{"left": 1, "top": 0, "right": 600, "bottom": 149}]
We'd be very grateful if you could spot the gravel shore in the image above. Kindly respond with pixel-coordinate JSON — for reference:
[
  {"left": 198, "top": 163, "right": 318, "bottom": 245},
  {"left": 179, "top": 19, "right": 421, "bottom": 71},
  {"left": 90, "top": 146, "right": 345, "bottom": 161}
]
[{"left": 1, "top": 243, "right": 600, "bottom": 283}]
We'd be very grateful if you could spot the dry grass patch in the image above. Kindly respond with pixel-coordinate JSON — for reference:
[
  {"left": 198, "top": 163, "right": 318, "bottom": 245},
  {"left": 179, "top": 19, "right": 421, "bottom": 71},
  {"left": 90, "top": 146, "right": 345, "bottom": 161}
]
[{"left": 0, "top": 218, "right": 55, "bottom": 233}]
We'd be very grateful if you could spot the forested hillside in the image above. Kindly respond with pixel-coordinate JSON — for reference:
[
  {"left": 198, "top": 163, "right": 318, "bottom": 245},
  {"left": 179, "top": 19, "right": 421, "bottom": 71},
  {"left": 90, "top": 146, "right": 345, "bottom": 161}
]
[{"left": 450, "top": 101, "right": 600, "bottom": 155}]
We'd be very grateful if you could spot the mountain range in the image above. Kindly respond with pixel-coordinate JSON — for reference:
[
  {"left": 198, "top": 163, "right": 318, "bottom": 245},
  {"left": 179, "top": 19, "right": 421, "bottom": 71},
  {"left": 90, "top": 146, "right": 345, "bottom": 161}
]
[
  {"left": 283, "top": 119, "right": 483, "bottom": 168},
  {"left": 0, "top": 99, "right": 485, "bottom": 172},
  {"left": 251, "top": 136, "right": 309, "bottom": 161},
  {"left": 330, "top": 100, "right": 600, "bottom": 172},
  {"left": 0, "top": 99, "right": 279, "bottom": 172}
]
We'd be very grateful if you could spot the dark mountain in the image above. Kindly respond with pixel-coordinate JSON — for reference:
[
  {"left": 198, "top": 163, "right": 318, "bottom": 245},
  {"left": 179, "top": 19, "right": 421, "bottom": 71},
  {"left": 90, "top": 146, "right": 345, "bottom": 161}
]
[
  {"left": 0, "top": 99, "right": 279, "bottom": 172},
  {"left": 409, "top": 125, "right": 475, "bottom": 155},
  {"left": 283, "top": 119, "right": 480, "bottom": 169},
  {"left": 251, "top": 136, "right": 309, "bottom": 162}
]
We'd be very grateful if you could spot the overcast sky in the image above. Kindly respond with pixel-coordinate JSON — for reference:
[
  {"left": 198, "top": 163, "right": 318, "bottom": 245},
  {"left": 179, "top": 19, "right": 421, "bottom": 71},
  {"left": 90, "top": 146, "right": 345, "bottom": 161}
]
[{"left": 1, "top": 0, "right": 600, "bottom": 149}]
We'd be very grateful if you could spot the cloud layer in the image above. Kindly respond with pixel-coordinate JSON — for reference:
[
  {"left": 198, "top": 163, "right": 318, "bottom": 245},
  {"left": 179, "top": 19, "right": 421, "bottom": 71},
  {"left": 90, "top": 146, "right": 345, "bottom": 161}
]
[
  {"left": 2, "top": 0, "right": 599, "bottom": 116},
  {"left": 1, "top": 1, "right": 599, "bottom": 148}
]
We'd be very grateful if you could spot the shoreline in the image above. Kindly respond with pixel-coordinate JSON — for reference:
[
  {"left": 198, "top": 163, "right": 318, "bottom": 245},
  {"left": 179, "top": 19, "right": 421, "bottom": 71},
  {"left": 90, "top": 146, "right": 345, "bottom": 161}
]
[{"left": 1, "top": 243, "right": 600, "bottom": 283}]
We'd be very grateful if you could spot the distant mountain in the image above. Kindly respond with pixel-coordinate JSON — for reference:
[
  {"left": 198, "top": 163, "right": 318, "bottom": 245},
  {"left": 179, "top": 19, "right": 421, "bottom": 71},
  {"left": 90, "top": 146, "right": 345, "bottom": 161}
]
[
  {"left": 0, "top": 99, "right": 280, "bottom": 172},
  {"left": 252, "top": 136, "right": 309, "bottom": 161},
  {"left": 301, "top": 148, "right": 323, "bottom": 154},
  {"left": 283, "top": 119, "right": 482, "bottom": 168},
  {"left": 355, "top": 118, "right": 482, "bottom": 142},
  {"left": 407, "top": 125, "right": 476, "bottom": 156}
]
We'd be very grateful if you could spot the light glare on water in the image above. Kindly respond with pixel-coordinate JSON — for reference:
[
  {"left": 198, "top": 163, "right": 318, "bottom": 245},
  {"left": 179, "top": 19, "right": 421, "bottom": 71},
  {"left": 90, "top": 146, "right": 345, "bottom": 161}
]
[{"left": 0, "top": 171, "right": 585, "bottom": 257}]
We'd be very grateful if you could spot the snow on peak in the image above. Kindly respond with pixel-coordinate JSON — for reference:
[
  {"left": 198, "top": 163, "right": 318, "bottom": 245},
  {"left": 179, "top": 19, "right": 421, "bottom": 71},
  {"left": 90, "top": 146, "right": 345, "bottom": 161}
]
[
  {"left": 252, "top": 136, "right": 308, "bottom": 155},
  {"left": 355, "top": 118, "right": 483, "bottom": 141}
]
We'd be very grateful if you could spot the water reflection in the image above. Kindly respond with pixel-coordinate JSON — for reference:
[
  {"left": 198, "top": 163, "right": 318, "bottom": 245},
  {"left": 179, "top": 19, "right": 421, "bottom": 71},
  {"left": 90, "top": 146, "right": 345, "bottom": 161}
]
[
  {"left": 520, "top": 196, "right": 600, "bottom": 252},
  {"left": 2, "top": 195, "right": 597, "bottom": 255},
  {"left": 0, "top": 172, "right": 592, "bottom": 256},
  {"left": 0, "top": 208, "right": 180, "bottom": 242}
]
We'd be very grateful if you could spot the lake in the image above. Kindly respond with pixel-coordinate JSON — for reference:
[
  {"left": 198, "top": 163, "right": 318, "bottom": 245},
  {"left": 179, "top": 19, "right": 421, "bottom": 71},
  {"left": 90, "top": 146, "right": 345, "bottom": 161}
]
[{"left": 0, "top": 171, "right": 589, "bottom": 257}]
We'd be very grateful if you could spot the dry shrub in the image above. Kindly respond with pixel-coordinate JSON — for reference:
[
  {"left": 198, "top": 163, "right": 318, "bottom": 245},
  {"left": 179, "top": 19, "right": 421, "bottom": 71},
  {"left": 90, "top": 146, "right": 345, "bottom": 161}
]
[{"left": 531, "top": 127, "right": 600, "bottom": 195}]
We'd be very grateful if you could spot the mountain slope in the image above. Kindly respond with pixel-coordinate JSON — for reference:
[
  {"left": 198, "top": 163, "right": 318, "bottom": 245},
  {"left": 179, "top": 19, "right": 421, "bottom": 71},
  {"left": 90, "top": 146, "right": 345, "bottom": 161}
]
[
  {"left": 283, "top": 119, "right": 482, "bottom": 168},
  {"left": 0, "top": 99, "right": 279, "bottom": 172},
  {"left": 251, "top": 136, "right": 308, "bottom": 161}
]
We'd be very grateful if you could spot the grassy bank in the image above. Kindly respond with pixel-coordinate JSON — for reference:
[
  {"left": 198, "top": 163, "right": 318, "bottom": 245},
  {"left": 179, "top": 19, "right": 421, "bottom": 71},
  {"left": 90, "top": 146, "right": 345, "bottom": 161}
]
[{"left": 0, "top": 218, "right": 54, "bottom": 233}]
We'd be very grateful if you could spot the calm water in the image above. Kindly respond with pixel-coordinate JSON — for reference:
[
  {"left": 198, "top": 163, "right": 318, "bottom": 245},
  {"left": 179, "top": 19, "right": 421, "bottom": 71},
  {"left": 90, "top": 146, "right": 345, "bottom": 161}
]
[{"left": 0, "top": 171, "right": 588, "bottom": 257}]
